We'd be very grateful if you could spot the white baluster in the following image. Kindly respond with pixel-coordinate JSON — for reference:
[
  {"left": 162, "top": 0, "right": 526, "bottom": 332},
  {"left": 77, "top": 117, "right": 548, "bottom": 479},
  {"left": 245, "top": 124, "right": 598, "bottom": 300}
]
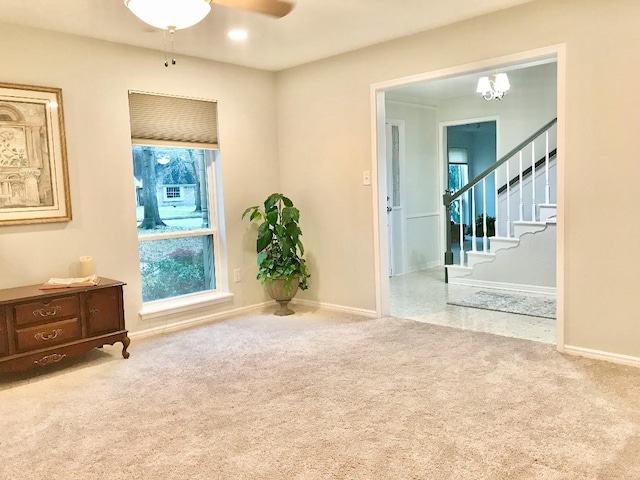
[
  {"left": 531, "top": 141, "right": 536, "bottom": 221},
  {"left": 459, "top": 197, "right": 464, "bottom": 266},
  {"left": 494, "top": 168, "right": 499, "bottom": 238},
  {"left": 471, "top": 185, "right": 476, "bottom": 251},
  {"left": 482, "top": 178, "right": 488, "bottom": 252},
  {"left": 518, "top": 151, "right": 524, "bottom": 222},
  {"left": 545, "top": 131, "right": 550, "bottom": 204},
  {"left": 506, "top": 160, "right": 511, "bottom": 238}
]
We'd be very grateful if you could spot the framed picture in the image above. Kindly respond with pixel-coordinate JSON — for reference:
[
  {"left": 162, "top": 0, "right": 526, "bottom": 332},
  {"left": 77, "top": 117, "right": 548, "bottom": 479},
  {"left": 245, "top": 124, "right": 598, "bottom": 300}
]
[{"left": 0, "top": 82, "right": 71, "bottom": 226}]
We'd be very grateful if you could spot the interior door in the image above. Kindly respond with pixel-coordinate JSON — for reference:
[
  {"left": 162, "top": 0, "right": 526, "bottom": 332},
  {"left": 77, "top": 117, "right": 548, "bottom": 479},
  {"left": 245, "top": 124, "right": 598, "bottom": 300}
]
[{"left": 386, "top": 121, "right": 404, "bottom": 276}]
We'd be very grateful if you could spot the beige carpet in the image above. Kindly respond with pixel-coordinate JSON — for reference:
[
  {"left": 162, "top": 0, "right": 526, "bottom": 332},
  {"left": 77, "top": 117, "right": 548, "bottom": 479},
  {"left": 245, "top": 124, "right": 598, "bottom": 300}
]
[{"left": 0, "top": 307, "right": 638, "bottom": 480}]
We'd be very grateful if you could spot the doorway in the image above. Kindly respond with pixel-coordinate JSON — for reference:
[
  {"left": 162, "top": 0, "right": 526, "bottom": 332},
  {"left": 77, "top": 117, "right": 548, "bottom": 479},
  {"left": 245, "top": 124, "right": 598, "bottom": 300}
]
[
  {"left": 444, "top": 119, "right": 497, "bottom": 261},
  {"left": 371, "top": 47, "right": 565, "bottom": 348}
]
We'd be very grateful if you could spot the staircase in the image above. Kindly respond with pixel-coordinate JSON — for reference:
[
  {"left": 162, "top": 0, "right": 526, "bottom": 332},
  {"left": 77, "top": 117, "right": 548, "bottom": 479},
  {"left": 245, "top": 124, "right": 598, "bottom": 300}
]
[{"left": 443, "top": 118, "right": 557, "bottom": 293}]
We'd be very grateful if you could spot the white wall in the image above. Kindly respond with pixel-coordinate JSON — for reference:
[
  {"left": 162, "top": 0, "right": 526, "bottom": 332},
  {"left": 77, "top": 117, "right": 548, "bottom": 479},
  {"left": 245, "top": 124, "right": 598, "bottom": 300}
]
[
  {"left": 277, "top": 0, "right": 640, "bottom": 358},
  {"left": 385, "top": 102, "right": 440, "bottom": 272},
  {"left": 0, "top": 23, "right": 280, "bottom": 333}
]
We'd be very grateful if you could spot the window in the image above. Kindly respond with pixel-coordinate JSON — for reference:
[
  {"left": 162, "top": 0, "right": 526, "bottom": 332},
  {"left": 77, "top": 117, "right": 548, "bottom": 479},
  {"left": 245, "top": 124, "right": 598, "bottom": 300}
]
[
  {"left": 133, "top": 147, "right": 220, "bottom": 302},
  {"left": 391, "top": 124, "right": 401, "bottom": 207},
  {"left": 165, "top": 186, "right": 181, "bottom": 200},
  {"left": 448, "top": 148, "right": 469, "bottom": 225},
  {"left": 128, "top": 92, "right": 224, "bottom": 305}
]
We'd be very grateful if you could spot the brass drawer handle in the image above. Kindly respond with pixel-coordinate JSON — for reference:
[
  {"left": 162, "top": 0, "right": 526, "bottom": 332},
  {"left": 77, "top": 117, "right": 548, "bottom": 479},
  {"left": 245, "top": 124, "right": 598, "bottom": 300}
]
[
  {"left": 33, "top": 353, "right": 66, "bottom": 366},
  {"left": 34, "top": 329, "right": 63, "bottom": 342},
  {"left": 89, "top": 308, "right": 100, "bottom": 317},
  {"left": 33, "top": 305, "right": 62, "bottom": 318}
]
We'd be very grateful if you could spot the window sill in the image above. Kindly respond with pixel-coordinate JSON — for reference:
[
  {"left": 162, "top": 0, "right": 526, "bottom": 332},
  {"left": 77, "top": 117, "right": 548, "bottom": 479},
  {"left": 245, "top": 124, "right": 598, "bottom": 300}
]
[{"left": 139, "top": 291, "right": 234, "bottom": 322}]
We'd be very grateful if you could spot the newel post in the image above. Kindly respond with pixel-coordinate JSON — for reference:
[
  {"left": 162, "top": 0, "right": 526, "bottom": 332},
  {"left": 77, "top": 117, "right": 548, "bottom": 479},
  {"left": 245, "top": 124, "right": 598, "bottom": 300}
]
[{"left": 443, "top": 190, "right": 454, "bottom": 283}]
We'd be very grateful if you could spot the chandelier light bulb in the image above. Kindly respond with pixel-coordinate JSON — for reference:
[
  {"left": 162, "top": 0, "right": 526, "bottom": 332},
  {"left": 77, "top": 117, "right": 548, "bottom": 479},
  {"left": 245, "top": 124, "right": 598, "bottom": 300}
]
[
  {"left": 476, "top": 77, "right": 492, "bottom": 95},
  {"left": 493, "top": 73, "right": 510, "bottom": 92}
]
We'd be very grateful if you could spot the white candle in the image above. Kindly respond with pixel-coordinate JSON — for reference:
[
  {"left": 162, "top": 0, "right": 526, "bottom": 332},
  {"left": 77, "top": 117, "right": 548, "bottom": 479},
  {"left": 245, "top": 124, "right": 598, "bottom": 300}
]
[{"left": 79, "top": 256, "right": 94, "bottom": 278}]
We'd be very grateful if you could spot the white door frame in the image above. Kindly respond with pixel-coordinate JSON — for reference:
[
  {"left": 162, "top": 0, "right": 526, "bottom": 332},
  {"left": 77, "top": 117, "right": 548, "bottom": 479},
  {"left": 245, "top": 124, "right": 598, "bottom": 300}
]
[
  {"left": 438, "top": 115, "right": 499, "bottom": 258},
  {"left": 370, "top": 44, "right": 566, "bottom": 351}
]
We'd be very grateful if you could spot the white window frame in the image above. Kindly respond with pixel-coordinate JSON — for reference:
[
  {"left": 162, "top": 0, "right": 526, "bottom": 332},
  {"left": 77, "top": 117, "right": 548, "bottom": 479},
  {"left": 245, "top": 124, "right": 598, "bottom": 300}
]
[{"left": 135, "top": 147, "right": 231, "bottom": 320}]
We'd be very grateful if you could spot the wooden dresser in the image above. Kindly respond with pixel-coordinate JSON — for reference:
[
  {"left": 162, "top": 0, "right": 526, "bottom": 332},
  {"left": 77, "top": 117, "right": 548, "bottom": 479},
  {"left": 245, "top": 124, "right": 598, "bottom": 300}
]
[{"left": 0, "top": 277, "right": 129, "bottom": 373}]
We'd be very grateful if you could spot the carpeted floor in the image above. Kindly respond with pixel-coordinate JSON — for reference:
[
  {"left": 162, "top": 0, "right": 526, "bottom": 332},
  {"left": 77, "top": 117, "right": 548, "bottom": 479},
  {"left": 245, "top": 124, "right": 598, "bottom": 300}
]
[
  {"left": 0, "top": 307, "right": 638, "bottom": 480},
  {"left": 448, "top": 290, "right": 557, "bottom": 319}
]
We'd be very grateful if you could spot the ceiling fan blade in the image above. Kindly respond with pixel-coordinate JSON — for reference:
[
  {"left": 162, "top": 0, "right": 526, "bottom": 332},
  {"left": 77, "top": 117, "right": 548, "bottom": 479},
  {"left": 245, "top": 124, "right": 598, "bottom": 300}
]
[{"left": 210, "top": 0, "right": 294, "bottom": 18}]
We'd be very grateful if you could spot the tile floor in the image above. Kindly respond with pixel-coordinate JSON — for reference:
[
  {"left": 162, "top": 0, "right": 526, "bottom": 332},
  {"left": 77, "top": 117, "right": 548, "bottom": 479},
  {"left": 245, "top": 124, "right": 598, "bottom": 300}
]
[{"left": 389, "top": 267, "right": 556, "bottom": 344}]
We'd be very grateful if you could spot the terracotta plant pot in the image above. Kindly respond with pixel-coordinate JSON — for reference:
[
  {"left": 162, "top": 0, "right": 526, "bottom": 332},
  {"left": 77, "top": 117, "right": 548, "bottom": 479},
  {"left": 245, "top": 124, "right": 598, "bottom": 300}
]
[{"left": 265, "top": 277, "right": 299, "bottom": 316}]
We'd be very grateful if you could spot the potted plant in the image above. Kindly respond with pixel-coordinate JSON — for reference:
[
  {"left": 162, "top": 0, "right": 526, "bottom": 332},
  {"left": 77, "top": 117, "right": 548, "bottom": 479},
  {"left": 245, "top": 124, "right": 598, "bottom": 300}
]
[
  {"left": 242, "top": 193, "right": 310, "bottom": 315},
  {"left": 469, "top": 213, "right": 496, "bottom": 237}
]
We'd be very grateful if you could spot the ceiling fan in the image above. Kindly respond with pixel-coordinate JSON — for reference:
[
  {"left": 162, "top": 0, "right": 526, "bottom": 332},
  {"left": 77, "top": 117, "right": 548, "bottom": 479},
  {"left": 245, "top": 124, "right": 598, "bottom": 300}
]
[{"left": 124, "top": 0, "right": 295, "bottom": 31}]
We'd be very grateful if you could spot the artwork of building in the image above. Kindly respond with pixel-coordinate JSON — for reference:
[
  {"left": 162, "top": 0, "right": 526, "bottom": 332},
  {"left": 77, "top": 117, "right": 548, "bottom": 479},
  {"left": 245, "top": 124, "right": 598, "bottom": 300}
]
[{"left": 0, "top": 102, "right": 53, "bottom": 208}]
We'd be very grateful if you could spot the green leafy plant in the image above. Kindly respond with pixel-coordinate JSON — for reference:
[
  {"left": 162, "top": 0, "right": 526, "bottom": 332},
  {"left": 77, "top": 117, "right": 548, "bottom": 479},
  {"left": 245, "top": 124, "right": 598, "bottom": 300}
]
[
  {"left": 141, "top": 250, "right": 206, "bottom": 302},
  {"left": 242, "top": 193, "right": 309, "bottom": 290}
]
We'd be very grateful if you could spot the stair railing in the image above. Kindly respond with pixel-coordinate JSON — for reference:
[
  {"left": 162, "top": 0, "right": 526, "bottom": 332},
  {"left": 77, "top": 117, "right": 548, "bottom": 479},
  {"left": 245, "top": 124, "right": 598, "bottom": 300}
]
[{"left": 443, "top": 118, "right": 557, "bottom": 278}]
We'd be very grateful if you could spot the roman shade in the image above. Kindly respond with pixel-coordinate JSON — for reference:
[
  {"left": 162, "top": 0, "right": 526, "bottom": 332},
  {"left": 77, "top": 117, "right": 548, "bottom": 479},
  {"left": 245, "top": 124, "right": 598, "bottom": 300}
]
[{"left": 128, "top": 91, "right": 218, "bottom": 149}]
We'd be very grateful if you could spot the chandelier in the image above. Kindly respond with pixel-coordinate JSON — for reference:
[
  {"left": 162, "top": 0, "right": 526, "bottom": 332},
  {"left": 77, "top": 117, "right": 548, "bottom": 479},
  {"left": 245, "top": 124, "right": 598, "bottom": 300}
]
[
  {"left": 476, "top": 73, "right": 511, "bottom": 101},
  {"left": 124, "top": 0, "right": 212, "bottom": 31}
]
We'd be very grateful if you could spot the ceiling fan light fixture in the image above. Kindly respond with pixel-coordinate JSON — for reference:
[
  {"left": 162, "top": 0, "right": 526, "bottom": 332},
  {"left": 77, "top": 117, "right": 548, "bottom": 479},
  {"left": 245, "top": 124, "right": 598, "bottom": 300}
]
[{"left": 124, "top": 0, "right": 212, "bottom": 30}]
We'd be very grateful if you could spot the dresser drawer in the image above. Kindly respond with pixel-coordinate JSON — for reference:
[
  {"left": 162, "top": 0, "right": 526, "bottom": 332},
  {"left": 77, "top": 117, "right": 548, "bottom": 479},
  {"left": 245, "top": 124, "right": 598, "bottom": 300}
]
[
  {"left": 14, "top": 296, "right": 79, "bottom": 326},
  {"left": 15, "top": 317, "right": 82, "bottom": 352}
]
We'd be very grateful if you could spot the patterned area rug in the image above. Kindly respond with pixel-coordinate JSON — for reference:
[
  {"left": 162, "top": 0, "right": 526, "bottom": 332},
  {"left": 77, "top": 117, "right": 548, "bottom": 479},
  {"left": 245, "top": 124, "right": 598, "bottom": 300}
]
[{"left": 448, "top": 290, "right": 556, "bottom": 319}]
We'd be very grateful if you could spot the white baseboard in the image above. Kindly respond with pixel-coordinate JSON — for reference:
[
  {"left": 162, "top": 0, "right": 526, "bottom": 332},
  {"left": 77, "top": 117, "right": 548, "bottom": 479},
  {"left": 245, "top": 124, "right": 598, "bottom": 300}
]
[
  {"left": 292, "top": 298, "right": 378, "bottom": 318},
  {"left": 448, "top": 277, "right": 556, "bottom": 296},
  {"left": 406, "top": 260, "right": 441, "bottom": 274},
  {"left": 129, "top": 301, "right": 273, "bottom": 340},
  {"left": 563, "top": 345, "right": 640, "bottom": 368}
]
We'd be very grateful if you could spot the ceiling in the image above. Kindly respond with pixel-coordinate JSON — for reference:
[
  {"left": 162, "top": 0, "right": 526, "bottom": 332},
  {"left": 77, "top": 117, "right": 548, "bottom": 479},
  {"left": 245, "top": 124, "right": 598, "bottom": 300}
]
[
  {"left": 0, "top": 0, "right": 536, "bottom": 71},
  {"left": 386, "top": 59, "right": 556, "bottom": 105}
]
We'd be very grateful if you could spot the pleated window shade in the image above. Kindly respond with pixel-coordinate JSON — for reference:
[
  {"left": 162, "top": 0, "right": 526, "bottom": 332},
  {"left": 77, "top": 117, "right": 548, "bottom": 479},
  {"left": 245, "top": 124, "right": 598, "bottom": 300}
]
[{"left": 128, "top": 92, "right": 218, "bottom": 149}]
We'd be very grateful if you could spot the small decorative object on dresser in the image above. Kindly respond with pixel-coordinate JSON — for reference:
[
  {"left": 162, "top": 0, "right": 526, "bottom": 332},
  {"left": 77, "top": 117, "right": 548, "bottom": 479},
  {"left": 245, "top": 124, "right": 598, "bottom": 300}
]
[{"left": 0, "top": 277, "right": 129, "bottom": 373}]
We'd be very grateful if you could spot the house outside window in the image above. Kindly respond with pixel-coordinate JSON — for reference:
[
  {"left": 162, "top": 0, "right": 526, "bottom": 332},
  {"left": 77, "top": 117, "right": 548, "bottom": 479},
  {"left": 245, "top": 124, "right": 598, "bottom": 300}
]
[{"left": 128, "top": 92, "right": 223, "bottom": 305}]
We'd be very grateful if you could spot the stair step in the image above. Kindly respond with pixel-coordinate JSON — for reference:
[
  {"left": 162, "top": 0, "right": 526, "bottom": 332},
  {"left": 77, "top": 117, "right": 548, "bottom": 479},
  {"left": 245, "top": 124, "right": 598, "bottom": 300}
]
[
  {"left": 446, "top": 265, "right": 472, "bottom": 278},
  {"left": 513, "top": 221, "right": 547, "bottom": 238},
  {"left": 539, "top": 203, "right": 557, "bottom": 222},
  {"left": 466, "top": 251, "right": 496, "bottom": 267},
  {"left": 490, "top": 236, "right": 520, "bottom": 254}
]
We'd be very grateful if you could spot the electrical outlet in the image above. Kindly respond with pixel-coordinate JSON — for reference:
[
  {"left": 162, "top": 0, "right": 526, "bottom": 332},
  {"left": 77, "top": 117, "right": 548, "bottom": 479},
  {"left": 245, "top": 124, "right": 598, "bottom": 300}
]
[{"left": 233, "top": 269, "right": 242, "bottom": 283}]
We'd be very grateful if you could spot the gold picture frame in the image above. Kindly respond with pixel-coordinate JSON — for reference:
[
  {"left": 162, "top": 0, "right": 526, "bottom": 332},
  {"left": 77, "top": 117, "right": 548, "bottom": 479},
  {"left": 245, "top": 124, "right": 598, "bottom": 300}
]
[{"left": 0, "top": 82, "right": 71, "bottom": 226}]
